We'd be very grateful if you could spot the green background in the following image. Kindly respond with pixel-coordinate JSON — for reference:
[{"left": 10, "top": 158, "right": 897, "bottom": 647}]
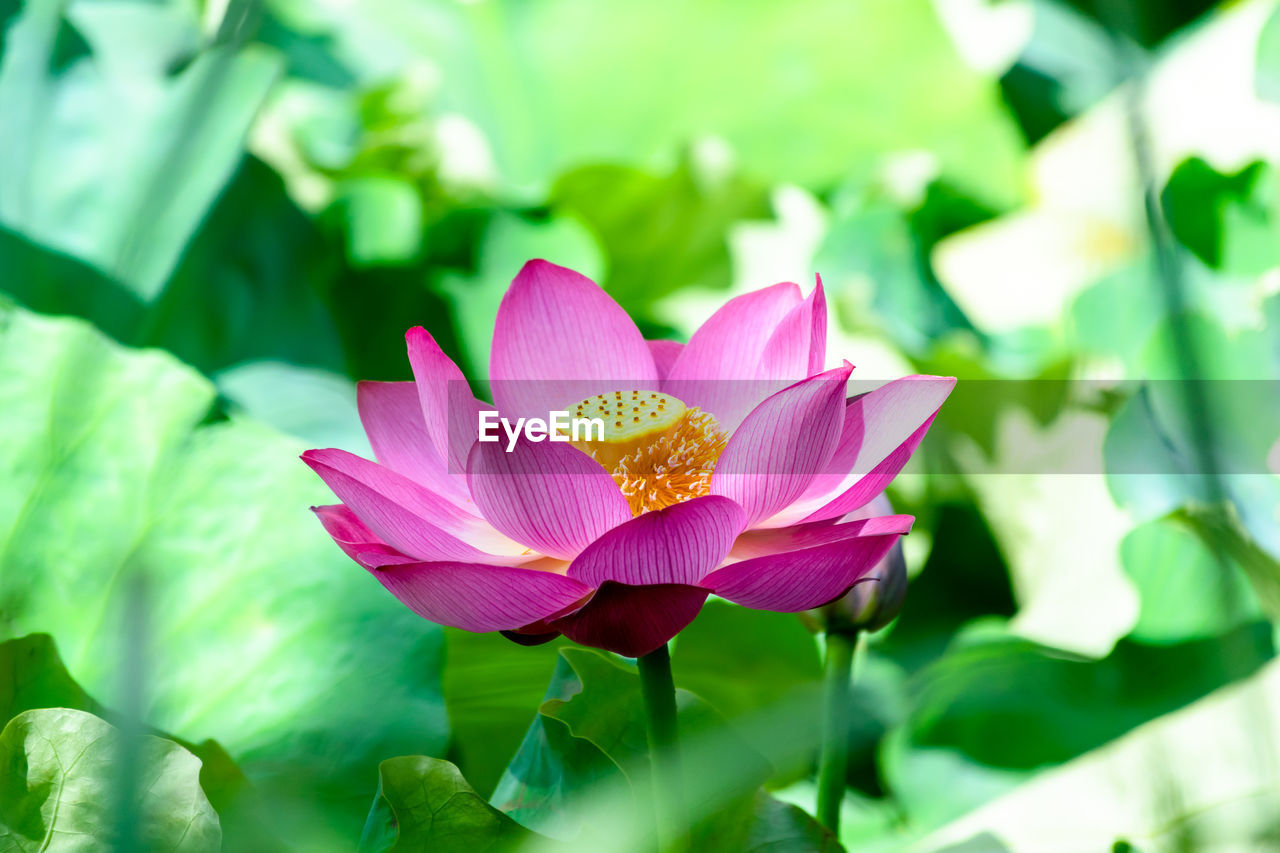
[{"left": 2, "top": 0, "right": 1280, "bottom": 849}]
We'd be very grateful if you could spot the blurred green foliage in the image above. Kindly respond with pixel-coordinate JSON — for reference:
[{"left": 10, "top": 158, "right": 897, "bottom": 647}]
[{"left": 2, "top": 0, "right": 1280, "bottom": 850}]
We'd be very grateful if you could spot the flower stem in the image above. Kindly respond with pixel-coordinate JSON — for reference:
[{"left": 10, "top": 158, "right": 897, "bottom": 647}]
[
  {"left": 638, "top": 643, "right": 685, "bottom": 849},
  {"left": 817, "top": 629, "right": 858, "bottom": 835}
]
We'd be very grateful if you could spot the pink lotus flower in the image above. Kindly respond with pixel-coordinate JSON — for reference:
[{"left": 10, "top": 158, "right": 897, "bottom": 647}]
[{"left": 303, "top": 260, "right": 953, "bottom": 657}]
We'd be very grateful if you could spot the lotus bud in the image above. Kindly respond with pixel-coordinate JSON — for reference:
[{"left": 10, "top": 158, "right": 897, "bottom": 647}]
[{"left": 808, "top": 495, "right": 908, "bottom": 635}]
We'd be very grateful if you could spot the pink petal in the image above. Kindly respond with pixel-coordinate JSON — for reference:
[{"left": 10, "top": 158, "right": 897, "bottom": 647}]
[
  {"left": 567, "top": 496, "right": 745, "bottom": 587},
  {"left": 357, "top": 381, "right": 472, "bottom": 506},
  {"left": 667, "top": 283, "right": 802, "bottom": 380},
  {"left": 405, "top": 327, "right": 484, "bottom": 477},
  {"left": 467, "top": 436, "right": 632, "bottom": 561},
  {"left": 551, "top": 582, "right": 710, "bottom": 657},
  {"left": 847, "top": 494, "right": 897, "bottom": 521},
  {"left": 807, "top": 275, "right": 828, "bottom": 376},
  {"left": 800, "top": 415, "right": 937, "bottom": 523},
  {"left": 489, "top": 260, "right": 658, "bottom": 419},
  {"left": 369, "top": 561, "right": 592, "bottom": 633},
  {"left": 766, "top": 375, "right": 955, "bottom": 526},
  {"left": 648, "top": 339, "right": 684, "bottom": 382},
  {"left": 303, "top": 449, "right": 526, "bottom": 562},
  {"left": 701, "top": 531, "right": 905, "bottom": 612},
  {"left": 664, "top": 282, "right": 804, "bottom": 430},
  {"left": 759, "top": 275, "right": 827, "bottom": 379},
  {"left": 312, "top": 503, "right": 416, "bottom": 569},
  {"left": 709, "top": 365, "right": 852, "bottom": 526},
  {"left": 730, "top": 513, "right": 914, "bottom": 559}
]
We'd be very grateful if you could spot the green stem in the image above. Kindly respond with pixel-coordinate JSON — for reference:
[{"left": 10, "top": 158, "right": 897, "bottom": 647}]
[
  {"left": 817, "top": 630, "right": 858, "bottom": 835},
  {"left": 638, "top": 643, "right": 685, "bottom": 850}
]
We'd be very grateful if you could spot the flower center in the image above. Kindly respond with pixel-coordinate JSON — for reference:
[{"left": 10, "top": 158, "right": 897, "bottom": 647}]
[{"left": 569, "top": 390, "right": 727, "bottom": 515}]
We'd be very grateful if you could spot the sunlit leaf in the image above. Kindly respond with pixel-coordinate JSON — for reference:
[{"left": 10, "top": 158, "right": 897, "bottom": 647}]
[
  {"left": 0, "top": 305, "right": 450, "bottom": 845},
  {"left": 0, "top": 632, "right": 283, "bottom": 852},
  {"left": 0, "top": 708, "right": 221, "bottom": 852}
]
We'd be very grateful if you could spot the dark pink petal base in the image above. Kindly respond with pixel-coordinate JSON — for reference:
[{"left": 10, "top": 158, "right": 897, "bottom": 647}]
[{"left": 551, "top": 581, "right": 711, "bottom": 658}]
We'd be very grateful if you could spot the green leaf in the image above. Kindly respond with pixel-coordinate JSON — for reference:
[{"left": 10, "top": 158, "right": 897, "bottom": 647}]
[
  {"left": 0, "top": 632, "right": 284, "bottom": 852},
  {"left": 1104, "top": 375, "right": 1280, "bottom": 595},
  {"left": 539, "top": 649, "right": 652, "bottom": 775},
  {"left": 142, "top": 156, "right": 347, "bottom": 376},
  {"left": 0, "top": 156, "right": 348, "bottom": 381},
  {"left": 490, "top": 654, "right": 628, "bottom": 839},
  {"left": 0, "top": 225, "right": 146, "bottom": 346},
  {"left": 999, "top": 1, "right": 1116, "bottom": 143},
  {"left": 879, "top": 724, "right": 1027, "bottom": 840},
  {"left": 1121, "top": 518, "right": 1263, "bottom": 644},
  {"left": 1161, "top": 157, "right": 1279, "bottom": 273},
  {"left": 215, "top": 360, "right": 369, "bottom": 453},
  {"left": 359, "top": 756, "right": 533, "bottom": 853},
  {"left": 442, "top": 628, "right": 576, "bottom": 799},
  {"left": 1139, "top": 315, "right": 1277, "bottom": 455},
  {"left": 1104, "top": 385, "right": 1210, "bottom": 520},
  {"left": 1053, "top": 0, "right": 1215, "bottom": 48},
  {"left": 907, "top": 626, "right": 1274, "bottom": 770},
  {"left": 882, "top": 622, "right": 1276, "bottom": 837},
  {"left": 742, "top": 791, "right": 844, "bottom": 853},
  {"left": 498, "top": 648, "right": 791, "bottom": 844},
  {"left": 817, "top": 189, "right": 979, "bottom": 357},
  {"left": 0, "top": 0, "right": 282, "bottom": 299},
  {"left": 0, "top": 633, "right": 101, "bottom": 722},
  {"left": 673, "top": 602, "right": 822, "bottom": 719},
  {"left": 1067, "top": 261, "right": 1167, "bottom": 371},
  {"left": 0, "top": 304, "right": 450, "bottom": 844},
  {"left": 0, "top": 707, "right": 221, "bottom": 852},
  {"left": 1177, "top": 501, "right": 1280, "bottom": 626},
  {"left": 678, "top": 787, "right": 848, "bottom": 853},
  {"left": 490, "top": 647, "right": 839, "bottom": 851}
]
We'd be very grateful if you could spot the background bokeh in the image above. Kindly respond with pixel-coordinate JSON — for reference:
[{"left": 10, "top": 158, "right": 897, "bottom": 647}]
[{"left": 2, "top": 0, "right": 1280, "bottom": 850}]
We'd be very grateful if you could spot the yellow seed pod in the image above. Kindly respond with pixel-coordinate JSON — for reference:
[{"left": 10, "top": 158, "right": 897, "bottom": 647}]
[{"left": 568, "top": 390, "right": 686, "bottom": 471}]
